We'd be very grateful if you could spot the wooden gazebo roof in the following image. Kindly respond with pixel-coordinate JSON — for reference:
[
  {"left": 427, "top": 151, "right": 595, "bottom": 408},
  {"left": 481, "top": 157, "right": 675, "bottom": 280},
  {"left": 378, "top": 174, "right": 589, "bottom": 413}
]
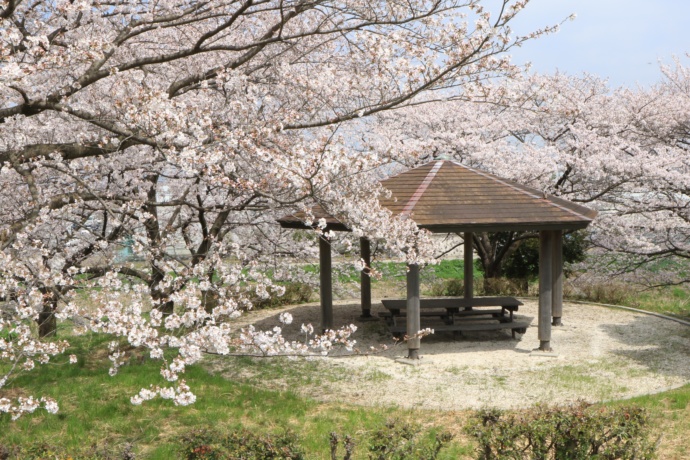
[{"left": 278, "top": 160, "right": 597, "bottom": 233}]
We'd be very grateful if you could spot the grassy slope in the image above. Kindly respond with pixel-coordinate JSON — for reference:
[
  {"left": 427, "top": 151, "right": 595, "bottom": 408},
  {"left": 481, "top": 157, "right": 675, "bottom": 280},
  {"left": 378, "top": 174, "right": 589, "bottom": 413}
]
[
  {"left": 2, "top": 259, "right": 689, "bottom": 458},
  {"left": 0, "top": 332, "right": 472, "bottom": 459},
  {"left": 619, "top": 386, "right": 690, "bottom": 459},
  {"left": 1, "top": 328, "right": 688, "bottom": 459}
]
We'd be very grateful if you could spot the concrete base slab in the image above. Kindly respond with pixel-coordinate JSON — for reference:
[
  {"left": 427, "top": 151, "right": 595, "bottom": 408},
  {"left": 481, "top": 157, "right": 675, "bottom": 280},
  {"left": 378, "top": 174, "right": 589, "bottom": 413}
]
[
  {"left": 395, "top": 356, "right": 426, "bottom": 366},
  {"left": 530, "top": 349, "right": 560, "bottom": 358},
  {"left": 357, "top": 315, "right": 380, "bottom": 322}
]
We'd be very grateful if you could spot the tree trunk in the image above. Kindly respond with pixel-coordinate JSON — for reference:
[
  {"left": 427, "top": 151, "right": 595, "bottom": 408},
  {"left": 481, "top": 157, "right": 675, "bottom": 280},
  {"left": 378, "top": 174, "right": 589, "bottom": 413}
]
[
  {"left": 149, "top": 257, "right": 175, "bottom": 315},
  {"left": 473, "top": 232, "right": 525, "bottom": 279},
  {"left": 472, "top": 232, "right": 529, "bottom": 294},
  {"left": 201, "top": 289, "right": 219, "bottom": 315},
  {"left": 151, "top": 282, "right": 174, "bottom": 315},
  {"left": 38, "top": 300, "right": 57, "bottom": 338}
]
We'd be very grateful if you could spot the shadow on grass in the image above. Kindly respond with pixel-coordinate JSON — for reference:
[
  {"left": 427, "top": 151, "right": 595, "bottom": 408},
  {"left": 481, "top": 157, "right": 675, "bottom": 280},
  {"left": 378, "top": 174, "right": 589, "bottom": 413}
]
[{"left": 599, "top": 314, "right": 690, "bottom": 382}]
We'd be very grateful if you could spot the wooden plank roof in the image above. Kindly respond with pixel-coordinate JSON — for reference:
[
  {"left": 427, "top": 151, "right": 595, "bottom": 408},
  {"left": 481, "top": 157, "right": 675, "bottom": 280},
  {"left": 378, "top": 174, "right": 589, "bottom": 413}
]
[{"left": 278, "top": 160, "right": 597, "bottom": 233}]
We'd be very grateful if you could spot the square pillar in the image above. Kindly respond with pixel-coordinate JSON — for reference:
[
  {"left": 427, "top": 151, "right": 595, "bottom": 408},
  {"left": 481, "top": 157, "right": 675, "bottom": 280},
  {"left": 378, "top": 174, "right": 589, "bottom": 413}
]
[
  {"left": 464, "top": 232, "right": 473, "bottom": 301},
  {"left": 538, "top": 230, "right": 553, "bottom": 351},
  {"left": 406, "top": 263, "right": 421, "bottom": 359},
  {"left": 552, "top": 230, "right": 563, "bottom": 326},
  {"left": 360, "top": 237, "right": 372, "bottom": 318},
  {"left": 319, "top": 235, "right": 333, "bottom": 331}
]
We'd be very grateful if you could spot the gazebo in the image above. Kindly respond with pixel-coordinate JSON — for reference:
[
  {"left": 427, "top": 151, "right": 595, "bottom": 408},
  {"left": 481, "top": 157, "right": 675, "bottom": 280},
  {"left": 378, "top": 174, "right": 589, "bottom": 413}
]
[{"left": 278, "top": 160, "right": 597, "bottom": 358}]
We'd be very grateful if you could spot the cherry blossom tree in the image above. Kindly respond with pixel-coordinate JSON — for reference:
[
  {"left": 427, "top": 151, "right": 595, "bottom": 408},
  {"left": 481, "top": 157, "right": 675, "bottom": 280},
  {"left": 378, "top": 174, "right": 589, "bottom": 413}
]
[
  {"left": 0, "top": 0, "right": 558, "bottom": 417},
  {"left": 376, "top": 64, "right": 690, "bottom": 285}
]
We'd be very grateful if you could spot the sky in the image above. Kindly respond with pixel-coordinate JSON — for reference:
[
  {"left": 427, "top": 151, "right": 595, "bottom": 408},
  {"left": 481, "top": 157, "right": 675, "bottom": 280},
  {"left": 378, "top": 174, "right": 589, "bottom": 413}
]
[{"left": 499, "top": 0, "right": 690, "bottom": 88}]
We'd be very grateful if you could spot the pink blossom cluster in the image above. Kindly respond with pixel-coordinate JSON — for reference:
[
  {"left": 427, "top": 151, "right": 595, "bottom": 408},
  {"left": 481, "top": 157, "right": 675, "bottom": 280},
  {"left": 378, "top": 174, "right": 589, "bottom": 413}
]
[
  {"left": 0, "top": 0, "right": 563, "bottom": 418},
  {"left": 0, "top": 396, "right": 59, "bottom": 421}
]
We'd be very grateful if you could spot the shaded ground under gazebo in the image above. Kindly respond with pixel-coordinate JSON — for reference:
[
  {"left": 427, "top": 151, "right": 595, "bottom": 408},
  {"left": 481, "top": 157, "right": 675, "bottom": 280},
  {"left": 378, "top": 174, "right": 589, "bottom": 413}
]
[{"left": 279, "top": 160, "right": 597, "bottom": 358}]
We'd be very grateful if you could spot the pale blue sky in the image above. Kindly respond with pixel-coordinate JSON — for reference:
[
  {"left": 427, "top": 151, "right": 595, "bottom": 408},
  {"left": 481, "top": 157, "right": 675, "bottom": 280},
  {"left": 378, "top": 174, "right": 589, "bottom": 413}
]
[{"left": 500, "top": 0, "right": 690, "bottom": 88}]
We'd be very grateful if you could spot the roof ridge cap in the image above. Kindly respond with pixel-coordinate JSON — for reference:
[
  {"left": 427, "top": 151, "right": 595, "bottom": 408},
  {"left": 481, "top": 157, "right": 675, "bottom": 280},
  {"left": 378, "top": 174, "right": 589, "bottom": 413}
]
[{"left": 401, "top": 160, "right": 444, "bottom": 216}]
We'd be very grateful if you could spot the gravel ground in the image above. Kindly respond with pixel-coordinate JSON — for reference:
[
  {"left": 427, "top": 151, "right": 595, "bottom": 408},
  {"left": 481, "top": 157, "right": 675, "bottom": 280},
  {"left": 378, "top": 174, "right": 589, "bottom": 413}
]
[{"left": 233, "top": 299, "right": 690, "bottom": 410}]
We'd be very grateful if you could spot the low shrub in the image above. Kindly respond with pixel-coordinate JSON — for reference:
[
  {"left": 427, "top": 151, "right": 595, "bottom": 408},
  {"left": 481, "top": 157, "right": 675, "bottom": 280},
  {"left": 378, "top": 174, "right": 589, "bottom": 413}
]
[
  {"left": 465, "top": 401, "right": 656, "bottom": 460},
  {"left": 254, "top": 282, "right": 313, "bottom": 309},
  {"left": 329, "top": 432, "right": 355, "bottom": 460},
  {"left": 429, "top": 278, "right": 465, "bottom": 297},
  {"left": 180, "top": 421, "right": 452, "bottom": 460},
  {"left": 180, "top": 428, "right": 305, "bottom": 460},
  {"left": 366, "top": 419, "right": 453, "bottom": 460},
  {"left": 565, "top": 278, "right": 630, "bottom": 305},
  {"left": 480, "top": 277, "right": 527, "bottom": 297},
  {"left": 429, "top": 276, "right": 529, "bottom": 297}
]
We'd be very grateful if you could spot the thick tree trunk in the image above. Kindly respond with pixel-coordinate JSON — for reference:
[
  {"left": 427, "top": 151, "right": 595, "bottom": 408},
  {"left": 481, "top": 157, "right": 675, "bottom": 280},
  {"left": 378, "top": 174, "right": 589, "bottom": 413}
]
[
  {"left": 473, "top": 232, "right": 525, "bottom": 278},
  {"left": 472, "top": 232, "right": 528, "bottom": 294},
  {"left": 482, "top": 262, "right": 505, "bottom": 295},
  {"left": 38, "top": 300, "right": 57, "bottom": 338},
  {"left": 156, "top": 299, "right": 175, "bottom": 315},
  {"left": 483, "top": 261, "right": 504, "bottom": 279}
]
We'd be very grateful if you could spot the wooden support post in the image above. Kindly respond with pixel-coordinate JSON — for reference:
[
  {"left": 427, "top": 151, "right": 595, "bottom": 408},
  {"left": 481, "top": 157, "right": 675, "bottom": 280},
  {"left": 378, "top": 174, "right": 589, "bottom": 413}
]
[
  {"left": 538, "top": 230, "right": 553, "bottom": 352},
  {"left": 464, "top": 232, "right": 473, "bottom": 303},
  {"left": 319, "top": 235, "right": 333, "bottom": 331},
  {"left": 552, "top": 230, "right": 563, "bottom": 326},
  {"left": 360, "top": 237, "right": 372, "bottom": 318},
  {"left": 406, "top": 263, "right": 421, "bottom": 359}
]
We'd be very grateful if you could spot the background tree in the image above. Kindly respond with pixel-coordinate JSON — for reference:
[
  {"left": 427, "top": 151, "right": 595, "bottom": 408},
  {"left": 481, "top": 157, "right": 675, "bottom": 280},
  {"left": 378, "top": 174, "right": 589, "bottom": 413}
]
[{"left": 376, "top": 67, "right": 690, "bottom": 286}]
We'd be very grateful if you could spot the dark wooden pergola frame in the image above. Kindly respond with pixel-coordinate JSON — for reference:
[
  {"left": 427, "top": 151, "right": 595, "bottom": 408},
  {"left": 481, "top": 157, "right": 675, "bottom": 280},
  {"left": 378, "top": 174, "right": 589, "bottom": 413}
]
[{"left": 279, "top": 161, "right": 597, "bottom": 358}]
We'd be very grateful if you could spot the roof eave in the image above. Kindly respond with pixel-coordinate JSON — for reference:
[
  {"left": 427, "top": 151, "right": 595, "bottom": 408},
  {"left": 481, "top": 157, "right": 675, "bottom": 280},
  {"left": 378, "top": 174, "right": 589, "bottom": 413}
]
[
  {"left": 418, "top": 221, "right": 594, "bottom": 234},
  {"left": 277, "top": 218, "right": 351, "bottom": 232}
]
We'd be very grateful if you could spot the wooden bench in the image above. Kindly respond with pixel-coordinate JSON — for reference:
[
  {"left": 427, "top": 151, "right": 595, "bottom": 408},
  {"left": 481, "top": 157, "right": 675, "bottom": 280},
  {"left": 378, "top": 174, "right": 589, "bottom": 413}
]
[
  {"left": 381, "top": 296, "right": 522, "bottom": 313},
  {"left": 387, "top": 320, "right": 531, "bottom": 338},
  {"left": 380, "top": 297, "right": 522, "bottom": 324},
  {"left": 378, "top": 308, "right": 513, "bottom": 326},
  {"left": 380, "top": 296, "right": 528, "bottom": 338}
]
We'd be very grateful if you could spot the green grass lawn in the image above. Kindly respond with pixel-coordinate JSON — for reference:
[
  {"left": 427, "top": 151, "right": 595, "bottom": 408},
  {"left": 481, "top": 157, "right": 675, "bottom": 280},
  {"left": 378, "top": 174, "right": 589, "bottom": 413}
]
[
  {"left": 615, "top": 386, "right": 690, "bottom": 459},
  {"left": 0, "top": 331, "right": 472, "bottom": 459},
  {"left": 633, "top": 286, "right": 690, "bottom": 320},
  {"left": 2, "top": 258, "right": 690, "bottom": 459},
  {"left": 1, "top": 324, "right": 688, "bottom": 459}
]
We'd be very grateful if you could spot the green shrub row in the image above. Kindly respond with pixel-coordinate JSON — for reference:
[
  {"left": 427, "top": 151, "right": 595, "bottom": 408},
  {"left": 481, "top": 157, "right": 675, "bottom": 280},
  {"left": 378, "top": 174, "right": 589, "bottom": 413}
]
[
  {"left": 428, "top": 277, "right": 527, "bottom": 297},
  {"left": 465, "top": 402, "right": 656, "bottom": 460},
  {"left": 181, "top": 428, "right": 305, "bottom": 460},
  {"left": 181, "top": 420, "right": 453, "bottom": 460},
  {"left": 1, "top": 404, "right": 656, "bottom": 459}
]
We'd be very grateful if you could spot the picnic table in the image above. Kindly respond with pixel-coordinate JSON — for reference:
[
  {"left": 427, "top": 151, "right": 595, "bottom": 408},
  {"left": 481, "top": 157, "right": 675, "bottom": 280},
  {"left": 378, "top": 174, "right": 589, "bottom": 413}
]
[{"left": 379, "top": 296, "right": 530, "bottom": 339}]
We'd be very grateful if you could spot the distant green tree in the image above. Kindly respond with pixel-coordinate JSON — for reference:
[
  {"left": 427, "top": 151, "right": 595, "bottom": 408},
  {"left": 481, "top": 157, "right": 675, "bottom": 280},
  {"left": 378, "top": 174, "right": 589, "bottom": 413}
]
[{"left": 502, "top": 230, "right": 588, "bottom": 279}]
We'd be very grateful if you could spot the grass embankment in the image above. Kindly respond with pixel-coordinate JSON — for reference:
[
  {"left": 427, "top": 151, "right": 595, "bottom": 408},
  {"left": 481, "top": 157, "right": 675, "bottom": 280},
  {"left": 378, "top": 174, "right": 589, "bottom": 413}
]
[
  {"left": 2, "top": 258, "right": 689, "bottom": 458},
  {"left": 1, "top": 327, "right": 689, "bottom": 458},
  {"left": 616, "top": 386, "right": 690, "bottom": 459},
  {"left": 624, "top": 287, "right": 690, "bottom": 320},
  {"left": 0, "top": 330, "right": 472, "bottom": 458}
]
